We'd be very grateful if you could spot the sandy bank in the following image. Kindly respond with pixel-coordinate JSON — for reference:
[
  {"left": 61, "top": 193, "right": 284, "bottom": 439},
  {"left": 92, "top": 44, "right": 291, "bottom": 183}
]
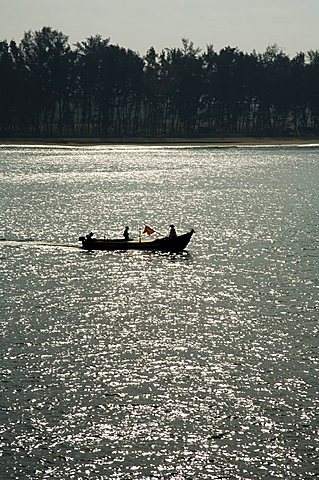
[{"left": 1, "top": 136, "right": 319, "bottom": 147}]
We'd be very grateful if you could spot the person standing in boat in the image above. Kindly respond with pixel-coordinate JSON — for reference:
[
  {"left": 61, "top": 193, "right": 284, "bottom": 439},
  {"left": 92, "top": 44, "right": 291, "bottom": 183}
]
[
  {"left": 123, "top": 226, "right": 130, "bottom": 241},
  {"left": 169, "top": 225, "right": 177, "bottom": 238}
]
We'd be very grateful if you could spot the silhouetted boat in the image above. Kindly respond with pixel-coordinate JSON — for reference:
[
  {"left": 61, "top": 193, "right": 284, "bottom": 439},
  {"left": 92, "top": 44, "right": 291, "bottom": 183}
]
[{"left": 79, "top": 229, "right": 194, "bottom": 252}]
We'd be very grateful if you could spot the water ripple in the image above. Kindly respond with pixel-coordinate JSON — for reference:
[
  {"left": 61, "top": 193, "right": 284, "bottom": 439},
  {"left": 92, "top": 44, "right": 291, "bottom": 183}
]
[{"left": 1, "top": 145, "right": 318, "bottom": 479}]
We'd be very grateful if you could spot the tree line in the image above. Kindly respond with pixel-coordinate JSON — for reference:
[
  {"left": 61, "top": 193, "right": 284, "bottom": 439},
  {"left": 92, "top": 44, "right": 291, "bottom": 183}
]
[{"left": 0, "top": 27, "right": 319, "bottom": 138}]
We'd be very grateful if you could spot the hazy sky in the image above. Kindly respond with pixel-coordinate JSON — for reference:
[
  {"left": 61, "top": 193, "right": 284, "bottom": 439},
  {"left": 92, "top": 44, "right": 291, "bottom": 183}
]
[{"left": 1, "top": 0, "right": 318, "bottom": 56}]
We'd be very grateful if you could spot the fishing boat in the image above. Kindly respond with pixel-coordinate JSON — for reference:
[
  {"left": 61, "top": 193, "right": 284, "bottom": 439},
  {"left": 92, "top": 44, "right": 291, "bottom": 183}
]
[{"left": 78, "top": 229, "right": 194, "bottom": 252}]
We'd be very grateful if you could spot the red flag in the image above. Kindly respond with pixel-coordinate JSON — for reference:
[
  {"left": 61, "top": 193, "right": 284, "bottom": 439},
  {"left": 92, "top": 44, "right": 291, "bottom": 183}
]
[{"left": 143, "top": 225, "right": 155, "bottom": 235}]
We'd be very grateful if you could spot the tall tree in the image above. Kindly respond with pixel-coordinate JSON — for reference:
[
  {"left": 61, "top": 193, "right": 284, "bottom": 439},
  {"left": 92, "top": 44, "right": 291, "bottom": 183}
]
[
  {"left": 307, "top": 50, "right": 319, "bottom": 131},
  {"left": 18, "top": 27, "right": 73, "bottom": 135}
]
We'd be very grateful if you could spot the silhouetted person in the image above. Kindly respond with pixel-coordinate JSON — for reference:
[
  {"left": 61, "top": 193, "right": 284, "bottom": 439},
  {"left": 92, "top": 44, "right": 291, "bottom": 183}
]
[
  {"left": 86, "top": 232, "right": 94, "bottom": 241},
  {"left": 169, "top": 225, "right": 177, "bottom": 238},
  {"left": 123, "top": 226, "right": 130, "bottom": 241}
]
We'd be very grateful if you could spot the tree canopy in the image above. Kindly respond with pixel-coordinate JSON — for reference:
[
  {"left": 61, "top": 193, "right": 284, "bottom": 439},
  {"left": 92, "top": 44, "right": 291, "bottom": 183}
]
[{"left": 0, "top": 27, "right": 318, "bottom": 137}]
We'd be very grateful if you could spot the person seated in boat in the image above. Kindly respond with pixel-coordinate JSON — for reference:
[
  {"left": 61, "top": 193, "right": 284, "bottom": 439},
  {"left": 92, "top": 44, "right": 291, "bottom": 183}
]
[
  {"left": 169, "top": 224, "right": 177, "bottom": 238},
  {"left": 123, "top": 226, "right": 130, "bottom": 241},
  {"left": 86, "top": 232, "right": 94, "bottom": 241}
]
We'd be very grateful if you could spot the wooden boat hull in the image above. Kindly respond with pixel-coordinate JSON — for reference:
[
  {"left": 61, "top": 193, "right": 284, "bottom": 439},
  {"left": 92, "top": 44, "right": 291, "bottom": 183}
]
[{"left": 79, "top": 230, "right": 194, "bottom": 252}]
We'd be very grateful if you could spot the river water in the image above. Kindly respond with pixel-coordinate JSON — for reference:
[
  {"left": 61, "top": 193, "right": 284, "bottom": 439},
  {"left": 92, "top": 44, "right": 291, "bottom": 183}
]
[{"left": 0, "top": 144, "right": 318, "bottom": 479}]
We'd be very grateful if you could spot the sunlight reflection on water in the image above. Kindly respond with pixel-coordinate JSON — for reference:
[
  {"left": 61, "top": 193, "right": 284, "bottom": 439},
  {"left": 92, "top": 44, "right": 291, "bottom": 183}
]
[{"left": 0, "top": 145, "right": 318, "bottom": 479}]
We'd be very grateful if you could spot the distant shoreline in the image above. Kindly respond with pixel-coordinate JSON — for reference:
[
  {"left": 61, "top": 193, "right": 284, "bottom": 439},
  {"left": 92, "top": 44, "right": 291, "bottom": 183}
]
[{"left": 1, "top": 136, "right": 319, "bottom": 147}]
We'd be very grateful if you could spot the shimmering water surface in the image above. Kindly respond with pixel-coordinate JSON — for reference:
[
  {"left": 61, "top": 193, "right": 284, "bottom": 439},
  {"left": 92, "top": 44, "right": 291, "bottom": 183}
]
[{"left": 0, "top": 144, "right": 318, "bottom": 479}]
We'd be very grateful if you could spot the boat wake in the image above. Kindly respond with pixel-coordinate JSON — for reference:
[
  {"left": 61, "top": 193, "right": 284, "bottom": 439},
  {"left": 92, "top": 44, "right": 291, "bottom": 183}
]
[{"left": 0, "top": 238, "right": 80, "bottom": 249}]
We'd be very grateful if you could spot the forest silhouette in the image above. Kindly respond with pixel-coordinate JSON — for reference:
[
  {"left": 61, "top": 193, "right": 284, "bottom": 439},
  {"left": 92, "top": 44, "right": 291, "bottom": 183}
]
[{"left": 1, "top": 27, "right": 318, "bottom": 138}]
